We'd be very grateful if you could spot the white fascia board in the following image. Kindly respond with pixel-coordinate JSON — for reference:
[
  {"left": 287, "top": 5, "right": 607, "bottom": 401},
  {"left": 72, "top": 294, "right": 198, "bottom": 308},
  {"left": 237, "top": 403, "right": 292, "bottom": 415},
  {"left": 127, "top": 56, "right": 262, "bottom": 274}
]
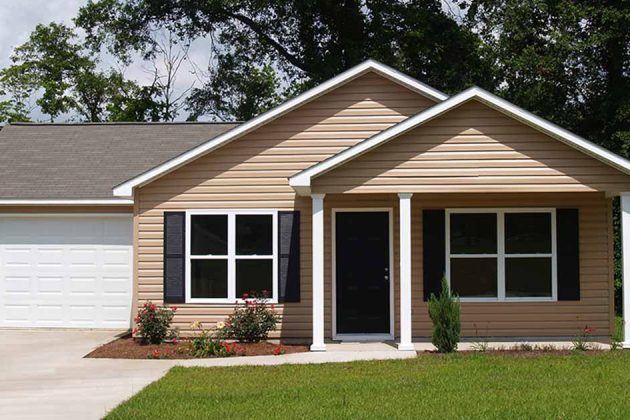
[
  {"left": 0, "top": 198, "right": 134, "bottom": 206},
  {"left": 112, "top": 60, "right": 448, "bottom": 198},
  {"left": 289, "top": 86, "right": 630, "bottom": 194}
]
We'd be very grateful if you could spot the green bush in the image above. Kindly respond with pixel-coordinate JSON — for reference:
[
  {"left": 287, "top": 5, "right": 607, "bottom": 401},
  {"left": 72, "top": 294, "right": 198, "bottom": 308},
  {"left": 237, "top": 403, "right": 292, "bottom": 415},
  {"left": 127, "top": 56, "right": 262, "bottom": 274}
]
[
  {"left": 134, "top": 301, "right": 178, "bottom": 344},
  {"left": 428, "top": 276, "right": 461, "bottom": 353},
  {"left": 189, "top": 321, "right": 244, "bottom": 358},
  {"left": 221, "top": 292, "right": 280, "bottom": 343}
]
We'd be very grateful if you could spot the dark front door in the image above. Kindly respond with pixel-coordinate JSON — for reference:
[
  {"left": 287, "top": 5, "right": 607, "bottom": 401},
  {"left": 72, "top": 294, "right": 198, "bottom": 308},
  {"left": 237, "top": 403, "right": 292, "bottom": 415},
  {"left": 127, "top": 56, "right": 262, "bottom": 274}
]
[{"left": 335, "top": 211, "right": 390, "bottom": 335}]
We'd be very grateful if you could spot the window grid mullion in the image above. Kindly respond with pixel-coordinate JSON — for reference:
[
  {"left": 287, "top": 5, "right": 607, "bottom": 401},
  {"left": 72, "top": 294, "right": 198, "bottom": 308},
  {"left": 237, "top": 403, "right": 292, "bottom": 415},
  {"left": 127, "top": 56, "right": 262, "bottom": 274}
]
[
  {"left": 227, "top": 213, "right": 236, "bottom": 301},
  {"left": 497, "top": 211, "right": 506, "bottom": 300}
]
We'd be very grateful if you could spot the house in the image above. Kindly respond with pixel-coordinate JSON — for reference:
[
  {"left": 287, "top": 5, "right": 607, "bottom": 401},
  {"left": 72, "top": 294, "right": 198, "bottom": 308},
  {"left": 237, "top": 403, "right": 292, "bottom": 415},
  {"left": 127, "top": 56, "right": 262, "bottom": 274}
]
[{"left": 2, "top": 59, "right": 630, "bottom": 351}]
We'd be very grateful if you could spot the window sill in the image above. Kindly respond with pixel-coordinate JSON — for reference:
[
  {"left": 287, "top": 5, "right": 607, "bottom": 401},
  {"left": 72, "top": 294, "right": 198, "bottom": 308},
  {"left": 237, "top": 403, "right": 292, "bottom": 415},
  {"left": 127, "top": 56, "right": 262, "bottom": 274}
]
[
  {"left": 459, "top": 297, "right": 556, "bottom": 303},
  {"left": 185, "top": 298, "right": 278, "bottom": 305}
]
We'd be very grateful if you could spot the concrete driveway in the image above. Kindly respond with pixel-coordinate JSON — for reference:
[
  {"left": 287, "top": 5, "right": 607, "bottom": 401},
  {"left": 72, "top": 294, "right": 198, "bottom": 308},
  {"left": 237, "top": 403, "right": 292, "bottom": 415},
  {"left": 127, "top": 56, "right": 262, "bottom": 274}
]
[
  {"left": 0, "top": 330, "right": 417, "bottom": 419},
  {"left": 0, "top": 329, "right": 171, "bottom": 419}
]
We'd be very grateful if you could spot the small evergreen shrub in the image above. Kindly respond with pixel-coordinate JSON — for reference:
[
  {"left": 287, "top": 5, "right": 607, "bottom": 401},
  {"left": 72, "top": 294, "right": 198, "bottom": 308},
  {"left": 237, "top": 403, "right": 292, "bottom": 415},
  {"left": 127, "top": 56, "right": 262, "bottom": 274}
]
[
  {"left": 428, "top": 276, "right": 461, "bottom": 353},
  {"left": 221, "top": 292, "right": 280, "bottom": 343},
  {"left": 134, "top": 301, "right": 178, "bottom": 344}
]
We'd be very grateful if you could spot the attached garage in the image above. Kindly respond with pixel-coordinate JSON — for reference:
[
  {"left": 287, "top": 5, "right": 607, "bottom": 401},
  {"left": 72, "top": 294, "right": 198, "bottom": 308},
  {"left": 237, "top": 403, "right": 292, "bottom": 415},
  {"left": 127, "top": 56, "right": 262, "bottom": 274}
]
[
  {"left": 0, "top": 214, "right": 133, "bottom": 328},
  {"left": 0, "top": 121, "right": 238, "bottom": 330}
]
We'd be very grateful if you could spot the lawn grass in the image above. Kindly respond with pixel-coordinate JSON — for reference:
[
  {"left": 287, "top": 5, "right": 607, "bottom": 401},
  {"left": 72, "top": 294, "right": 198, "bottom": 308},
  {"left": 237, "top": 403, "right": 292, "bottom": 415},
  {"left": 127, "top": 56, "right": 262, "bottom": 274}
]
[{"left": 107, "top": 352, "right": 630, "bottom": 419}]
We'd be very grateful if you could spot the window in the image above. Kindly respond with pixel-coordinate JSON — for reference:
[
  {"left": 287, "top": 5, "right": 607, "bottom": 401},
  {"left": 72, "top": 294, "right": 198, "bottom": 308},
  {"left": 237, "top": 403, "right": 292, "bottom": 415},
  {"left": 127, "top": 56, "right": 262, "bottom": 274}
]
[
  {"left": 186, "top": 211, "right": 277, "bottom": 303},
  {"left": 446, "top": 209, "right": 556, "bottom": 301}
]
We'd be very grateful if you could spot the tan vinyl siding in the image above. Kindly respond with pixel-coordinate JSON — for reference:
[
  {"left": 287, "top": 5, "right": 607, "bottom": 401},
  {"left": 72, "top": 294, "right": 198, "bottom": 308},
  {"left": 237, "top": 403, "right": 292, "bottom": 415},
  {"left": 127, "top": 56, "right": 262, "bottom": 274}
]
[
  {"left": 136, "top": 72, "right": 436, "bottom": 338},
  {"left": 314, "top": 100, "right": 630, "bottom": 194}
]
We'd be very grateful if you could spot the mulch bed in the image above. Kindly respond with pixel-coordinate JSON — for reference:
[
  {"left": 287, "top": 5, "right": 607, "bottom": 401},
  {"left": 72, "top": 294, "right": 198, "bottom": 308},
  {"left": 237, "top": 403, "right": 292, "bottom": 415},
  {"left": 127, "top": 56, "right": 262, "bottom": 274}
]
[{"left": 85, "top": 334, "right": 309, "bottom": 359}]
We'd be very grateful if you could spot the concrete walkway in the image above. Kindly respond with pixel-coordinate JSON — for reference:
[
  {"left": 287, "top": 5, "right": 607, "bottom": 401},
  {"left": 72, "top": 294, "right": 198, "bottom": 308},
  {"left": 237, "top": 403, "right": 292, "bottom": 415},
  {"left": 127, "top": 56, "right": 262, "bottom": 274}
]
[
  {"left": 0, "top": 330, "right": 609, "bottom": 419},
  {"left": 0, "top": 331, "right": 414, "bottom": 420}
]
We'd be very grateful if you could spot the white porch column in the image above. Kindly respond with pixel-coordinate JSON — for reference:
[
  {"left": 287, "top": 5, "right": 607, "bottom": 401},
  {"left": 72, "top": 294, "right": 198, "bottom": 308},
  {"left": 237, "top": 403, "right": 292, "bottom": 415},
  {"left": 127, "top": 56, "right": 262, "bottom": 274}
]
[
  {"left": 398, "top": 193, "right": 414, "bottom": 351},
  {"left": 311, "top": 193, "right": 327, "bottom": 351},
  {"left": 622, "top": 193, "right": 630, "bottom": 348}
]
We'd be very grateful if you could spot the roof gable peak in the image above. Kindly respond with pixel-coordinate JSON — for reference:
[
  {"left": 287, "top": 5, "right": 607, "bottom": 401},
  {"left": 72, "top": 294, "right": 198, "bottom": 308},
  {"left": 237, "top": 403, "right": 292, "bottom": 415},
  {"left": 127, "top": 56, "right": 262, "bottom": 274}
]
[
  {"left": 289, "top": 86, "right": 630, "bottom": 195},
  {"left": 112, "top": 59, "right": 447, "bottom": 197}
]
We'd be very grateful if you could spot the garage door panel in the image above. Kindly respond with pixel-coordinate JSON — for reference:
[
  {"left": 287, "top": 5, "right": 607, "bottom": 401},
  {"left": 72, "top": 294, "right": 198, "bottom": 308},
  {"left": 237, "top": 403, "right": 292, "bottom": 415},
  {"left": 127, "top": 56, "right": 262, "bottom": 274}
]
[{"left": 0, "top": 215, "right": 133, "bottom": 329}]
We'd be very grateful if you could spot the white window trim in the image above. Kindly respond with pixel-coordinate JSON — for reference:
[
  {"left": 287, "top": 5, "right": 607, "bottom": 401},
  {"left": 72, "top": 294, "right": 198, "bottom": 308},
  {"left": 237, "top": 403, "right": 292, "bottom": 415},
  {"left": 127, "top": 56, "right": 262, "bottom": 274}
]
[
  {"left": 445, "top": 208, "right": 557, "bottom": 303},
  {"left": 185, "top": 209, "right": 278, "bottom": 304}
]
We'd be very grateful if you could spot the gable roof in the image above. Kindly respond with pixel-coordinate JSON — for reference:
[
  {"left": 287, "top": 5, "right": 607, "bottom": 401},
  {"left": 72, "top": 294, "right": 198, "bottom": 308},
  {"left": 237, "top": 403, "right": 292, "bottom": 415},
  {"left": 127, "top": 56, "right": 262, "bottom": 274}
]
[
  {"left": 289, "top": 86, "right": 630, "bottom": 195},
  {"left": 0, "top": 122, "right": 238, "bottom": 203},
  {"left": 112, "top": 60, "right": 448, "bottom": 198}
]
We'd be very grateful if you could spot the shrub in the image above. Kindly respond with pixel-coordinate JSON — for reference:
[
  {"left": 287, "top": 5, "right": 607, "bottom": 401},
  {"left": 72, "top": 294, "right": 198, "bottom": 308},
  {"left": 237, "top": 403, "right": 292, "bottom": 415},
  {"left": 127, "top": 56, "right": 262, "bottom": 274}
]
[
  {"left": 134, "top": 301, "right": 178, "bottom": 344},
  {"left": 221, "top": 291, "right": 280, "bottom": 343},
  {"left": 189, "top": 321, "right": 244, "bottom": 358},
  {"left": 428, "top": 276, "right": 460, "bottom": 353}
]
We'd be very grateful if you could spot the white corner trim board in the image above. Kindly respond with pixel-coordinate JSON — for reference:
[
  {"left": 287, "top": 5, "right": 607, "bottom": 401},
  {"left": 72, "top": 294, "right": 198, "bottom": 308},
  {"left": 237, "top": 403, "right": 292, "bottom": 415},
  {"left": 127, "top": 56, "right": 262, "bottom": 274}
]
[
  {"left": 0, "top": 198, "right": 134, "bottom": 206},
  {"left": 112, "top": 60, "right": 448, "bottom": 199},
  {"left": 289, "top": 87, "right": 630, "bottom": 195}
]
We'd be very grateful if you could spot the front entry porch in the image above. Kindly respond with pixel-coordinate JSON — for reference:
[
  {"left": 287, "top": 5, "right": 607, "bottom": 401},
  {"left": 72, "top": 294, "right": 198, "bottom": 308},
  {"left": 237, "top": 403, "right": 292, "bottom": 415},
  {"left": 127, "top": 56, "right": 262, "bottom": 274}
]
[
  {"left": 307, "top": 192, "right": 622, "bottom": 352},
  {"left": 310, "top": 192, "right": 417, "bottom": 351}
]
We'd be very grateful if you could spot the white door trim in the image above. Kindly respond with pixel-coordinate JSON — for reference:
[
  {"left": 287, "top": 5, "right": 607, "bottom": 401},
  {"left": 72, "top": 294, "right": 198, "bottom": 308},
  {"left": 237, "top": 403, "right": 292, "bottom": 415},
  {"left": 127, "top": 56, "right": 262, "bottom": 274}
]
[{"left": 331, "top": 208, "right": 395, "bottom": 341}]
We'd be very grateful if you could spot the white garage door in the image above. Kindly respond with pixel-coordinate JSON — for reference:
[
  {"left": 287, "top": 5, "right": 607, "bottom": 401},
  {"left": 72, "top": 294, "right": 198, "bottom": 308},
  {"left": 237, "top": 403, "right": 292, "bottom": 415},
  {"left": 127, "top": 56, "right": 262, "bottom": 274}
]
[{"left": 0, "top": 214, "right": 133, "bottom": 328}]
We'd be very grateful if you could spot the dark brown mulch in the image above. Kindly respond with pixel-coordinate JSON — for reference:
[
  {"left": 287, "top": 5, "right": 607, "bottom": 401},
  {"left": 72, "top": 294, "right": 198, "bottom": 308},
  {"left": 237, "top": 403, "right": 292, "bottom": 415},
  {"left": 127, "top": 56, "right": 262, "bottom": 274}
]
[{"left": 85, "top": 334, "right": 309, "bottom": 359}]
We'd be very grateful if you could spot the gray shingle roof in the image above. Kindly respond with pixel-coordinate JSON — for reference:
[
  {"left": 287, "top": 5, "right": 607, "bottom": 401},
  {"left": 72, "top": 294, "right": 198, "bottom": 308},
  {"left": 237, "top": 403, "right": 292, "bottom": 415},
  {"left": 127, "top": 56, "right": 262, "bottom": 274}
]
[{"left": 0, "top": 122, "right": 239, "bottom": 199}]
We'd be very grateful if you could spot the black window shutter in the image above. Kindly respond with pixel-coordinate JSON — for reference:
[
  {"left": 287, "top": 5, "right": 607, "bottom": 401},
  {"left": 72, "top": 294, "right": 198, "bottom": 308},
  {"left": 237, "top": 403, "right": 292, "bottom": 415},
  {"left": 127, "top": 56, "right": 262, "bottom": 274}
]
[
  {"left": 423, "top": 209, "right": 445, "bottom": 301},
  {"left": 557, "top": 208, "right": 580, "bottom": 301},
  {"left": 278, "top": 211, "right": 301, "bottom": 302},
  {"left": 163, "top": 212, "right": 186, "bottom": 303}
]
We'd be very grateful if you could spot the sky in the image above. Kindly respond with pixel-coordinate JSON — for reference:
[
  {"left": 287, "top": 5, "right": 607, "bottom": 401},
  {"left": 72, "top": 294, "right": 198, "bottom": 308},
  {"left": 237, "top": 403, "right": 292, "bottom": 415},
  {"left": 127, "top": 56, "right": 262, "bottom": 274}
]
[{"left": 0, "top": 0, "right": 211, "bottom": 122}]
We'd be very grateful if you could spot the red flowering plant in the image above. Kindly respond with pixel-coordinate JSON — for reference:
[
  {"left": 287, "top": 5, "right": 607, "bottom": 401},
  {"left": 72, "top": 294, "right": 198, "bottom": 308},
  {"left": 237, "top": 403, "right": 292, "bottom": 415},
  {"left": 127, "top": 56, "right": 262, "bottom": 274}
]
[
  {"left": 220, "top": 290, "right": 280, "bottom": 343},
  {"left": 134, "top": 301, "right": 179, "bottom": 344},
  {"left": 273, "top": 344, "right": 285, "bottom": 356},
  {"left": 189, "top": 321, "right": 245, "bottom": 357},
  {"left": 146, "top": 348, "right": 176, "bottom": 359},
  {"left": 572, "top": 325, "right": 595, "bottom": 352}
]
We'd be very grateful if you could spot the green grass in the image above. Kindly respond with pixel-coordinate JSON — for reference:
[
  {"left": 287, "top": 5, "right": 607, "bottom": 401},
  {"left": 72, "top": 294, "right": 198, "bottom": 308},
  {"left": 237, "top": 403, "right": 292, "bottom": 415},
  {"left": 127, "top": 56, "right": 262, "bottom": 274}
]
[{"left": 108, "top": 352, "right": 630, "bottom": 419}]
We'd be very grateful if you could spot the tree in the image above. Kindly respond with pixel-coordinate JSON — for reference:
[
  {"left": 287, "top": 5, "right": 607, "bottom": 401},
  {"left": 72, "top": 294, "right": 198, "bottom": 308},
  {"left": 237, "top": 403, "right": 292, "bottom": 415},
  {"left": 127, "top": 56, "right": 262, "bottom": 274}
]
[
  {"left": 460, "top": 0, "right": 630, "bottom": 312},
  {"left": 0, "top": 22, "right": 185, "bottom": 122},
  {"left": 0, "top": 95, "right": 30, "bottom": 124},
  {"left": 186, "top": 52, "right": 281, "bottom": 121},
  {"left": 0, "top": 23, "right": 90, "bottom": 121},
  {"left": 75, "top": 0, "right": 494, "bottom": 120},
  {"left": 461, "top": 0, "right": 629, "bottom": 155}
]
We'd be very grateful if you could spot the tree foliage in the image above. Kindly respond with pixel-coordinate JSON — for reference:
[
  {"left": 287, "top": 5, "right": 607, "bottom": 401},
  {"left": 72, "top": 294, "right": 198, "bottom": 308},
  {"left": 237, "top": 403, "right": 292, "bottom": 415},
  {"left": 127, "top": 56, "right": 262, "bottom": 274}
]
[
  {"left": 0, "top": 22, "right": 183, "bottom": 123},
  {"left": 75, "top": 0, "right": 494, "bottom": 120},
  {"left": 461, "top": 0, "right": 630, "bottom": 156}
]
